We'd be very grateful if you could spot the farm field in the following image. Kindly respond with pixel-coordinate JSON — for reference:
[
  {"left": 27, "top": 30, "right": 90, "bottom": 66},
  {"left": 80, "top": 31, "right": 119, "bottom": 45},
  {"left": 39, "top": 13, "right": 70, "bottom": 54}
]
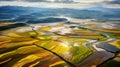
[{"left": 0, "top": 21, "right": 120, "bottom": 67}]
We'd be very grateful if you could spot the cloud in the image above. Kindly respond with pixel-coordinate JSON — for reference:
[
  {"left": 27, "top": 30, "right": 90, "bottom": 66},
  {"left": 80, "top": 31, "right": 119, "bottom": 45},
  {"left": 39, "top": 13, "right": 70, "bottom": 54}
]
[
  {"left": 0, "top": 1, "right": 93, "bottom": 9},
  {"left": 0, "top": 0, "right": 74, "bottom": 3},
  {"left": 105, "top": 0, "right": 120, "bottom": 4},
  {"left": 0, "top": 0, "right": 104, "bottom": 3},
  {"left": 101, "top": 0, "right": 120, "bottom": 8},
  {"left": 0, "top": 0, "right": 120, "bottom": 9},
  {"left": 0, "top": 0, "right": 119, "bottom": 4},
  {"left": 74, "top": 0, "right": 104, "bottom": 3},
  {"left": 25, "top": 0, "right": 45, "bottom": 2}
]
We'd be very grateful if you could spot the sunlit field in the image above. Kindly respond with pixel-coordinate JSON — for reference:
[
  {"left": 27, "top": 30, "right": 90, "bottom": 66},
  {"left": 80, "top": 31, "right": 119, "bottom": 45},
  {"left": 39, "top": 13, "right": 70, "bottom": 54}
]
[{"left": 0, "top": 21, "right": 120, "bottom": 67}]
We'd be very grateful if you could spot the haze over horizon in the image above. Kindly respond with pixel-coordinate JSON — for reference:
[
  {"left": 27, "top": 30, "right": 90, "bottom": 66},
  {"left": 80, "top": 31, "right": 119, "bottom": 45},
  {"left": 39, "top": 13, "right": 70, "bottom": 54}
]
[{"left": 0, "top": 0, "right": 120, "bottom": 9}]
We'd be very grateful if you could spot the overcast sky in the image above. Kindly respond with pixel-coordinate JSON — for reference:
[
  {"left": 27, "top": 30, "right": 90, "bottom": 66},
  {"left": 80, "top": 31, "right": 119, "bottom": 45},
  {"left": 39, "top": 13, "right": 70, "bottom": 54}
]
[{"left": 0, "top": 0, "right": 120, "bottom": 9}]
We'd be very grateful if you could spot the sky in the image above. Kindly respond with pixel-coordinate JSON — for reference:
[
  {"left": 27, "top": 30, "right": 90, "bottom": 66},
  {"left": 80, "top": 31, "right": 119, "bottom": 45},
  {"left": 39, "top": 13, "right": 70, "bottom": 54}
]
[{"left": 0, "top": 0, "right": 120, "bottom": 9}]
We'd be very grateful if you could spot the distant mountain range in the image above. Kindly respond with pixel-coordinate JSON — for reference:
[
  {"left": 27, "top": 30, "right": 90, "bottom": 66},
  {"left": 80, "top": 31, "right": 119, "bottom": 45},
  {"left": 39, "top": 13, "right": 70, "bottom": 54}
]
[{"left": 0, "top": 6, "right": 120, "bottom": 23}]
